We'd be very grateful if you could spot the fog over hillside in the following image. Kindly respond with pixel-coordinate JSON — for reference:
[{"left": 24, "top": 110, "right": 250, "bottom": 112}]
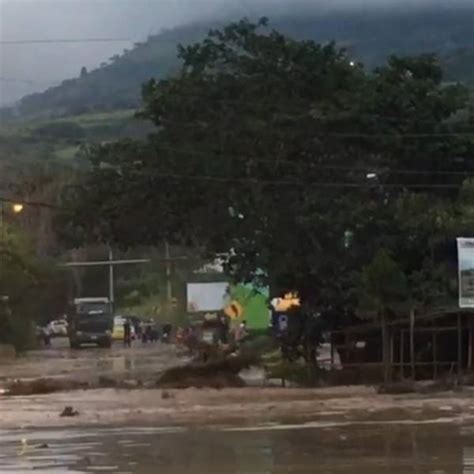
[{"left": 1, "top": 0, "right": 473, "bottom": 105}]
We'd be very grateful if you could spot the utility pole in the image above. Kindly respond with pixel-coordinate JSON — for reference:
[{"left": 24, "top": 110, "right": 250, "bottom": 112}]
[
  {"left": 0, "top": 202, "right": 4, "bottom": 245},
  {"left": 108, "top": 247, "right": 115, "bottom": 304},
  {"left": 63, "top": 252, "right": 151, "bottom": 307},
  {"left": 165, "top": 241, "right": 172, "bottom": 302},
  {"left": 64, "top": 246, "right": 191, "bottom": 312}
]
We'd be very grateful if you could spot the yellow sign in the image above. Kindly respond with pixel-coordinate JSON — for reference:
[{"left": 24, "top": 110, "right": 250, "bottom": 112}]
[
  {"left": 272, "top": 293, "right": 300, "bottom": 311},
  {"left": 224, "top": 300, "right": 243, "bottom": 319}
]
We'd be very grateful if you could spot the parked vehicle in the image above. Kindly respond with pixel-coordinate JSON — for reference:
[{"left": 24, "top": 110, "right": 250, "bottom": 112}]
[
  {"left": 68, "top": 297, "right": 113, "bottom": 349},
  {"left": 47, "top": 319, "right": 68, "bottom": 337}
]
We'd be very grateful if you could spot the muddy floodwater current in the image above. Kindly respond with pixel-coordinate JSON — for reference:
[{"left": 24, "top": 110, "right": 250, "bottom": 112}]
[
  {"left": 3, "top": 341, "right": 474, "bottom": 472},
  {"left": 1, "top": 422, "right": 473, "bottom": 473}
]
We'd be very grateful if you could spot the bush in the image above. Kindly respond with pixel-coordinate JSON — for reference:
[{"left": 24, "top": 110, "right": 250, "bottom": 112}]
[
  {"left": 9, "top": 318, "right": 37, "bottom": 352},
  {"left": 0, "top": 305, "right": 37, "bottom": 351},
  {"left": 33, "top": 121, "right": 85, "bottom": 140}
]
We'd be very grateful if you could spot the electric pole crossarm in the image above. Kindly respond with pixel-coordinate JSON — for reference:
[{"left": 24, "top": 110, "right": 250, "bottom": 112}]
[{"left": 62, "top": 259, "right": 151, "bottom": 267}]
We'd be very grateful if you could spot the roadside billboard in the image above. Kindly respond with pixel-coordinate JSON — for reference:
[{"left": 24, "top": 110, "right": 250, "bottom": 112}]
[
  {"left": 457, "top": 238, "right": 474, "bottom": 308},
  {"left": 186, "top": 281, "right": 270, "bottom": 329},
  {"left": 186, "top": 282, "right": 229, "bottom": 312}
]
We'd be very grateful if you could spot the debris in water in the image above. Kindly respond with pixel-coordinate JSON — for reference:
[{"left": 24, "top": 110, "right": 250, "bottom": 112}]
[
  {"left": 157, "top": 354, "right": 258, "bottom": 389},
  {"left": 60, "top": 406, "right": 79, "bottom": 417},
  {"left": 18, "top": 439, "right": 49, "bottom": 455},
  {"left": 378, "top": 380, "right": 455, "bottom": 395},
  {"left": 6, "top": 378, "right": 88, "bottom": 396}
]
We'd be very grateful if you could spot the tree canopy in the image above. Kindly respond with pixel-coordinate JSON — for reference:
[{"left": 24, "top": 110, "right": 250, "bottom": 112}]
[
  {"left": 0, "top": 221, "right": 68, "bottom": 349},
  {"left": 61, "top": 19, "right": 474, "bottom": 317}
]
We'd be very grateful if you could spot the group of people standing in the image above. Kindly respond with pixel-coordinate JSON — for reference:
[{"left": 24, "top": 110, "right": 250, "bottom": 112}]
[
  {"left": 122, "top": 315, "right": 249, "bottom": 349},
  {"left": 213, "top": 315, "right": 248, "bottom": 346},
  {"left": 122, "top": 319, "right": 166, "bottom": 347}
]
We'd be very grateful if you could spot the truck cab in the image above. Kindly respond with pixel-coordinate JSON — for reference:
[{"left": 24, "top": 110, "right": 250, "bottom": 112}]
[{"left": 68, "top": 297, "right": 113, "bottom": 349}]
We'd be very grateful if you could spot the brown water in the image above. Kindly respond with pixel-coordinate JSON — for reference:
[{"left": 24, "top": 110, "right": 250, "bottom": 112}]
[{"left": 0, "top": 422, "right": 473, "bottom": 473}]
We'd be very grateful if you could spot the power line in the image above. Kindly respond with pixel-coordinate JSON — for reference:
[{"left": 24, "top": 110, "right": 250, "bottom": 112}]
[
  {"left": 119, "top": 171, "right": 465, "bottom": 190},
  {"left": 145, "top": 145, "right": 474, "bottom": 177},
  {"left": 318, "top": 132, "right": 474, "bottom": 138},
  {"left": 143, "top": 89, "right": 473, "bottom": 126},
  {"left": 156, "top": 117, "right": 474, "bottom": 138},
  {"left": 0, "top": 38, "right": 132, "bottom": 45},
  {"left": 0, "top": 196, "right": 59, "bottom": 209},
  {"left": 0, "top": 176, "right": 462, "bottom": 216},
  {"left": 0, "top": 76, "right": 59, "bottom": 86}
]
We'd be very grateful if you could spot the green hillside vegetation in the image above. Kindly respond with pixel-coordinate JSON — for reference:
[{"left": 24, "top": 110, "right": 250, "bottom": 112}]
[
  {"left": 0, "top": 109, "right": 152, "bottom": 165},
  {"left": 3, "top": 7, "right": 474, "bottom": 120},
  {"left": 11, "top": 25, "right": 210, "bottom": 119}
]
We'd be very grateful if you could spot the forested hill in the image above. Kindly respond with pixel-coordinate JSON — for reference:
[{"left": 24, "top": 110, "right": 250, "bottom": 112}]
[{"left": 6, "top": 6, "right": 474, "bottom": 119}]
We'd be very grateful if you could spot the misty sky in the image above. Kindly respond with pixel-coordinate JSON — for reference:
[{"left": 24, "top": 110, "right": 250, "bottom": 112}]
[{"left": 0, "top": 0, "right": 472, "bottom": 105}]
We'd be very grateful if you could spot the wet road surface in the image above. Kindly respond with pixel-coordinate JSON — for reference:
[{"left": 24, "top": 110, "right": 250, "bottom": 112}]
[
  {"left": 0, "top": 422, "right": 473, "bottom": 473},
  {"left": 0, "top": 338, "right": 185, "bottom": 383},
  {"left": 3, "top": 340, "right": 474, "bottom": 472}
]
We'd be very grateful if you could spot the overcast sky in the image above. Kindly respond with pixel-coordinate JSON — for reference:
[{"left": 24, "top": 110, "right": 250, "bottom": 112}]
[{"left": 0, "top": 0, "right": 472, "bottom": 105}]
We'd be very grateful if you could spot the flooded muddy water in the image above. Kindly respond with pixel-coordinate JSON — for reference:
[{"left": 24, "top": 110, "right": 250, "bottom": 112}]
[
  {"left": 1, "top": 422, "right": 473, "bottom": 473},
  {"left": 0, "top": 339, "right": 184, "bottom": 383}
]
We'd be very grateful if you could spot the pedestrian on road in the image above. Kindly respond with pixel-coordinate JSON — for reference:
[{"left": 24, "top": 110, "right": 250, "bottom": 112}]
[
  {"left": 218, "top": 315, "right": 230, "bottom": 345},
  {"left": 234, "top": 320, "right": 248, "bottom": 344},
  {"left": 123, "top": 319, "right": 132, "bottom": 348}
]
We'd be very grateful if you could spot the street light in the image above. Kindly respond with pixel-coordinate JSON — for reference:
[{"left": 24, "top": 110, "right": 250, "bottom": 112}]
[
  {"left": 1, "top": 200, "right": 25, "bottom": 242},
  {"left": 12, "top": 203, "right": 23, "bottom": 214}
]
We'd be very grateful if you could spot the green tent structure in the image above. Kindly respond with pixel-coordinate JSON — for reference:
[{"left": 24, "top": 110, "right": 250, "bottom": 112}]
[{"left": 227, "top": 283, "right": 270, "bottom": 330}]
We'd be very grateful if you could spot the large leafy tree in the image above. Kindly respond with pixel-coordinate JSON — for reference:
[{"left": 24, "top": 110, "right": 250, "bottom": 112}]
[
  {"left": 0, "top": 222, "right": 68, "bottom": 348},
  {"left": 60, "top": 18, "right": 474, "bottom": 314}
]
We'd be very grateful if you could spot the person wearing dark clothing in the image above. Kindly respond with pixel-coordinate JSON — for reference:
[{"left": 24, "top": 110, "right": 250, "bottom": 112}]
[
  {"left": 42, "top": 327, "right": 51, "bottom": 347},
  {"left": 150, "top": 326, "right": 159, "bottom": 343},
  {"left": 162, "top": 324, "right": 172, "bottom": 343},
  {"left": 123, "top": 320, "right": 132, "bottom": 348},
  {"left": 219, "top": 315, "right": 230, "bottom": 344},
  {"left": 134, "top": 322, "right": 142, "bottom": 340},
  {"left": 142, "top": 325, "right": 150, "bottom": 344}
]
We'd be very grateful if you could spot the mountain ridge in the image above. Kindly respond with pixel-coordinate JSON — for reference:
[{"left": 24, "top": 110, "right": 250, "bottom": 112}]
[{"left": 3, "top": 6, "right": 474, "bottom": 120}]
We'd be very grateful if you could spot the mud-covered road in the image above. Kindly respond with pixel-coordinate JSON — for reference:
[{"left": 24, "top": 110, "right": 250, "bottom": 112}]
[
  {"left": 0, "top": 338, "right": 185, "bottom": 384},
  {"left": 2, "top": 339, "right": 474, "bottom": 431},
  {"left": 3, "top": 340, "right": 474, "bottom": 472},
  {"left": 2, "top": 420, "right": 474, "bottom": 472}
]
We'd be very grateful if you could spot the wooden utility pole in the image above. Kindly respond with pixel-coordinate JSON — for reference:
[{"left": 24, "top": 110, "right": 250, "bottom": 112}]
[
  {"left": 468, "top": 319, "right": 473, "bottom": 371},
  {"left": 64, "top": 245, "right": 190, "bottom": 308},
  {"left": 381, "top": 311, "right": 390, "bottom": 384},
  {"left": 410, "top": 308, "right": 416, "bottom": 380},
  {"left": 458, "top": 312, "right": 463, "bottom": 384},
  {"left": 400, "top": 329, "right": 404, "bottom": 379},
  {"left": 165, "top": 241, "right": 172, "bottom": 303},
  {"left": 63, "top": 252, "right": 150, "bottom": 305}
]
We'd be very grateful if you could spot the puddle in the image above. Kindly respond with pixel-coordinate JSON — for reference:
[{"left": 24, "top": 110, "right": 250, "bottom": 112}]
[{"left": 0, "top": 422, "right": 473, "bottom": 473}]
